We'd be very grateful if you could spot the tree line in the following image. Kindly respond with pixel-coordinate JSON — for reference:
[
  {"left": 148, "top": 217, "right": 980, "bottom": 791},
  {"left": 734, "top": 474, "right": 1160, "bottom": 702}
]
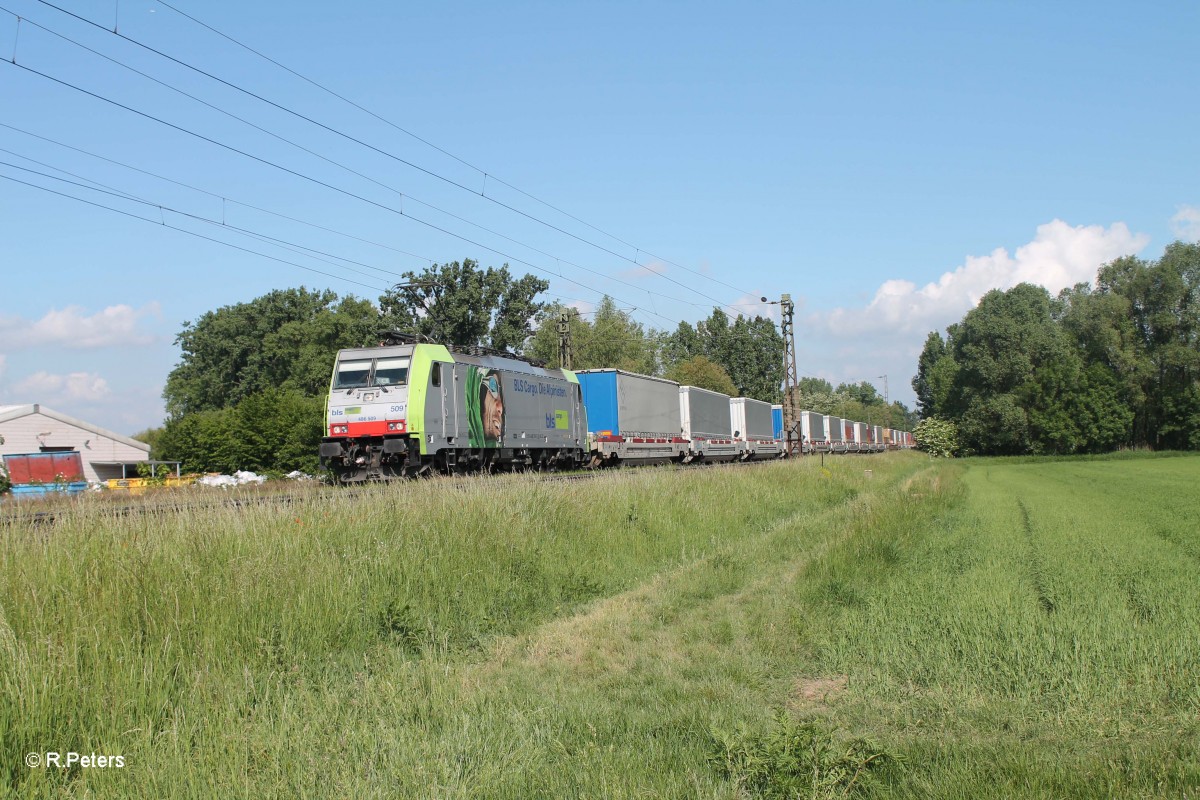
[
  {"left": 154, "top": 258, "right": 847, "bottom": 473},
  {"left": 912, "top": 241, "right": 1200, "bottom": 455}
]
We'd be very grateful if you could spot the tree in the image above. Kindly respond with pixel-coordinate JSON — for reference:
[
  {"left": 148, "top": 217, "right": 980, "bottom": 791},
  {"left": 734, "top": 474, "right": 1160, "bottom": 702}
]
[
  {"left": 908, "top": 242, "right": 1200, "bottom": 455},
  {"left": 913, "top": 331, "right": 958, "bottom": 419},
  {"left": 1095, "top": 243, "right": 1200, "bottom": 449},
  {"left": 666, "top": 355, "right": 738, "bottom": 396},
  {"left": 379, "top": 258, "right": 549, "bottom": 351},
  {"left": 131, "top": 427, "right": 164, "bottom": 458},
  {"left": 157, "top": 390, "right": 324, "bottom": 474},
  {"left": 164, "top": 287, "right": 379, "bottom": 416},
  {"left": 661, "top": 309, "right": 784, "bottom": 401},
  {"left": 942, "top": 284, "right": 1066, "bottom": 454},
  {"left": 525, "top": 298, "right": 660, "bottom": 373},
  {"left": 835, "top": 381, "right": 881, "bottom": 406},
  {"left": 798, "top": 377, "right": 834, "bottom": 395}
]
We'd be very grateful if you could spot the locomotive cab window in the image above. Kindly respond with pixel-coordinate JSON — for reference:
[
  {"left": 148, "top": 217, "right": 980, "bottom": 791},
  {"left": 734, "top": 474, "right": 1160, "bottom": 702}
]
[
  {"left": 431, "top": 363, "right": 441, "bottom": 387},
  {"left": 373, "top": 357, "right": 410, "bottom": 387},
  {"left": 334, "top": 359, "right": 372, "bottom": 389}
]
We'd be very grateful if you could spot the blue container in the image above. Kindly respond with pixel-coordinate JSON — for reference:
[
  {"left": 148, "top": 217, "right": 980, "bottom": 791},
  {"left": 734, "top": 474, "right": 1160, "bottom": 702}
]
[
  {"left": 771, "top": 405, "right": 783, "bottom": 439},
  {"left": 10, "top": 482, "right": 88, "bottom": 500},
  {"left": 576, "top": 369, "right": 681, "bottom": 436}
]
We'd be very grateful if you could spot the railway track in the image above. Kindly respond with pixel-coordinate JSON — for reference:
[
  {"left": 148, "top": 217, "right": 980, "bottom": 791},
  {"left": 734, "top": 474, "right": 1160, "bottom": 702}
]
[{"left": 0, "top": 457, "right": 786, "bottom": 528}]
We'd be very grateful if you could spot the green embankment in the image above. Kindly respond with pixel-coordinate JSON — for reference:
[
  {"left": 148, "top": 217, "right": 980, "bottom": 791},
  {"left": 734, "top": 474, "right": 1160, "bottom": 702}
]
[{"left": 2, "top": 454, "right": 1198, "bottom": 798}]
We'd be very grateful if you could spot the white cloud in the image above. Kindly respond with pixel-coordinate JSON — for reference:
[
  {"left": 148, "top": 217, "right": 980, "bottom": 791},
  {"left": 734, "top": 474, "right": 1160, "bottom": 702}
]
[
  {"left": 0, "top": 354, "right": 6, "bottom": 384},
  {"left": 1170, "top": 205, "right": 1200, "bottom": 241},
  {"left": 0, "top": 302, "right": 162, "bottom": 350},
  {"left": 797, "top": 220, "right": 1150, "bottom": 405},
  {"left": 14, "top": 371, "right": 111, "bottom": 402},
  {"left": 818, "top": 220, "right": 1148, "bottom": 340}
]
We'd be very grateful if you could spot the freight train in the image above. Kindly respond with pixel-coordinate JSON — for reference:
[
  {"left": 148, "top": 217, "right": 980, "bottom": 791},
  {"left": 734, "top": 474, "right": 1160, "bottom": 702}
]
[{"left": 318, "top": 342, "right": 910, "bottom": 482}]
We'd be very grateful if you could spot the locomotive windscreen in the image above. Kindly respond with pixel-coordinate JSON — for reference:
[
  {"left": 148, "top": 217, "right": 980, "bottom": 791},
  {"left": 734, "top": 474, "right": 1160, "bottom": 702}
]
[
  {"left": 373, "top": 357, "right": 410, "bottom": 386},
  {"left": 334, "top": 359, "right": 372, "bottom": 389}
]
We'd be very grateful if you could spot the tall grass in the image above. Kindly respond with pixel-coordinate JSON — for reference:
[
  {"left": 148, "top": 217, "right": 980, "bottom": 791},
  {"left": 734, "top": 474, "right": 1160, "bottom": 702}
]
[
  {"left": 0, "top": 460, "right": 884, "bottom": 797},
  {"left": 4, "top": 453, "right": 1196, "bottom": 797},
  {"left": 791, "top": 455, "right": 1200, "bottom": 797}
]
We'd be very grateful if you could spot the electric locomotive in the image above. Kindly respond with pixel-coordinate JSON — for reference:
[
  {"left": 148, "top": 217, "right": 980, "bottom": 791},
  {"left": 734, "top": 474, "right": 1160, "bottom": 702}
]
[{"left": 319, "top": 342, "right": 587, "bottom": 481}]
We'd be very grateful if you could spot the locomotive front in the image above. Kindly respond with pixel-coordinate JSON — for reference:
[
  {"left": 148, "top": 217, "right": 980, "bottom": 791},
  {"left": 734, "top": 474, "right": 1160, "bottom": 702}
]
[{"left": 320, "top": 344, "right": 417, "bottom": 481}]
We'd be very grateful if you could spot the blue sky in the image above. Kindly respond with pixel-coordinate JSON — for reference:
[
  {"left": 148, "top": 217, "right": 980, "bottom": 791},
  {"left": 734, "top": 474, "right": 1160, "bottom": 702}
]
[{"left": 1, "top": 0, "right": 1197, "bottom": 433}]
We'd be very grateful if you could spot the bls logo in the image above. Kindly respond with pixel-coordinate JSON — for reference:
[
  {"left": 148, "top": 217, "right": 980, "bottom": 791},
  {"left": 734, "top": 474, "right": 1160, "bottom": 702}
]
[
  {"left": 544, "top": 413, "right": 556, "bottom": 429},
  {"left": 545, "top": 410, "right": 569, "bottom": 430}
]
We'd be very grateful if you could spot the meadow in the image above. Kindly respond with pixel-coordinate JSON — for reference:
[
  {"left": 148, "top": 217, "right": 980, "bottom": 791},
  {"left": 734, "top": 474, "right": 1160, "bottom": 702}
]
[{"left": 1, "top": 453, "right": 1197, "bottom": 798}]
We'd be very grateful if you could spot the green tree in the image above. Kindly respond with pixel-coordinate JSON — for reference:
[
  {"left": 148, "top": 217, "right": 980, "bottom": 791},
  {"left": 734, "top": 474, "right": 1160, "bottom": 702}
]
[
  {"left": 913, "top": 330, "right": 958, "bottom": 418},
  {"left": 1096, "top": 243, "right": 1200, "bottom": 449},
  {"left": 158, "top": 390, "right": 324, "bottom": 474},
  {"left": 164, "top": 287, "right": 379, "bottom": 416},
  {"left": 944, "top": 284, "right": 1065, "bottom": 454},
  {"left": 379, "top": 258, "right": 549, "bottom": 351},
  {"left": 131, "top": 427, "right": 165, "bottom": 459},
  {"left": 798, "top": 377, "right": 834, "bottom": 395},
  {"left": 835, "top": 381, "right": 881, "bottom": 406},
  {"left": 526, "top": 298, "right": 660, "bottom": 373},
  {"left": 666, "top": 355, "right": 738, "bottom": 396},
  {"left": 661, "top": 309, "right": 783, "bottom": 401}
]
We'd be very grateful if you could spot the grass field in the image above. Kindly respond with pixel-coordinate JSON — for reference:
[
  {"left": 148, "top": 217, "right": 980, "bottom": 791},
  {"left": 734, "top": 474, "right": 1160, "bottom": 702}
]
[{"left": 2, "top": 454, "right": 1198, "bottom": 798}]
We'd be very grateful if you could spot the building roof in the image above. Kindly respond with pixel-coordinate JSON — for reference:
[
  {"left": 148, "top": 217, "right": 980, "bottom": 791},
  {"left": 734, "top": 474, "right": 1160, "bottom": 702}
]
[{"left": 0, "top": 404, "right": 150, "bottom": 453}]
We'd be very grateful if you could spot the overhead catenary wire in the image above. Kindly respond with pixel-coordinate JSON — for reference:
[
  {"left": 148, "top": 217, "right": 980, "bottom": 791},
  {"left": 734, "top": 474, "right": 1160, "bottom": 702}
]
[
  {"left": 150, "top": 0, "right": 758, "bottom": 299},
  {"left": 0, "top": 17, "right": 729, "bottom": 324},
  {"left": 0, "top": 172, "right": 391, "bottom": 292},
  {"left": 32, "top": 0, "right": 758, "bottom": 313},
  {"left": 2, "top": 10, "right": 787, "bottom": 349},
  {"left": 0, "top": 57, "right": 700, "bottom": 327},
  {"left": 0, "top": 157, "right": 407, "bottom": 284},
  {"left": 0, "top": 140, "right": 672, "bottom": 328},
  {"left": 4, "top": 160, "right": 785, "bottom": 367},
  {"left": 0, "top": 121, "right": 434, "bottom": 267},
  {"left": 0, "top": 149, "right": 656, "bottom": 328}
]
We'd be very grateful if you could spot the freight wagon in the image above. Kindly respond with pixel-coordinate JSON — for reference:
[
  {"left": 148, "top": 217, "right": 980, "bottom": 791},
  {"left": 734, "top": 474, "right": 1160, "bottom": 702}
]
[
  {"left": 801, "top": 411, "right": 827, "bottom": 453},
  {"left": 576, "top": 369, "right": 686, "bottom": 466},
  {"left": 827, "top": 416, "right": 847, "bottom": 453},
  {"left": 730, "top": 397, "right": 784, "bottom": 461},
  {"left": 854, "top": 422, "right": 869, "bottom": 453},
  {"left": 679, "top": 385, "right": 739, "bottom": 463}
]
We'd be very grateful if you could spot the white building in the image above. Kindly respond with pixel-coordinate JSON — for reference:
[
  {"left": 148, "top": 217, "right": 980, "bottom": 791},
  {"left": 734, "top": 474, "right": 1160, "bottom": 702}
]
[{"left": 0, "top": 404, "right": 152, "bottom": 483}]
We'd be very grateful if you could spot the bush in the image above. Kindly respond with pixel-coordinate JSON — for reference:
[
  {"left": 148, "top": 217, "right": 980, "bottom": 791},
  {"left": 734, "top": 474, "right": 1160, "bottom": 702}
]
[{"left": 914, "top": 416, "right": 958, "bottom": 458}]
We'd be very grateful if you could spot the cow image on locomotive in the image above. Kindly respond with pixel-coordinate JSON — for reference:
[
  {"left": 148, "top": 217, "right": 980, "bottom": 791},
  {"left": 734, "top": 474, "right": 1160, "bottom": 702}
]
[{"left": 319, "top": 342, "right": 587, "bottom": 481}]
